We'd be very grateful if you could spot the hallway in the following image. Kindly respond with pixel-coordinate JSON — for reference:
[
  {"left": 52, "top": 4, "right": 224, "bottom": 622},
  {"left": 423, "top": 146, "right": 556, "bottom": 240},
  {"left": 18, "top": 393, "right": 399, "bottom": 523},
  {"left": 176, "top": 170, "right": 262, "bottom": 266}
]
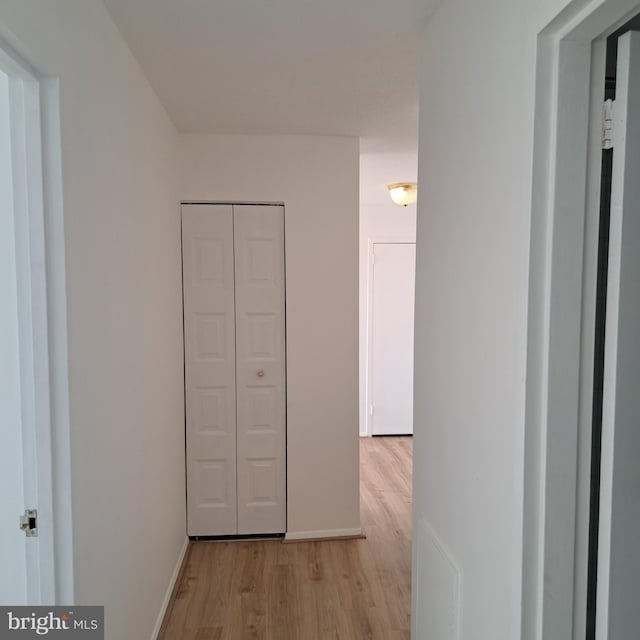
[{"left": 160, "top": 437, "right": 412, "bottom": 639}]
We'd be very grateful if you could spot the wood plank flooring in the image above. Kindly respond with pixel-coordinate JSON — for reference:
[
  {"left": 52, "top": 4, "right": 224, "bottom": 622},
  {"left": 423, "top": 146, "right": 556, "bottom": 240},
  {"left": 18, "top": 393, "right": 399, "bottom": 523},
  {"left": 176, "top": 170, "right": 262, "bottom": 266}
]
[{"left": 159, "top": 436, "right": 412, "bottom": 640}]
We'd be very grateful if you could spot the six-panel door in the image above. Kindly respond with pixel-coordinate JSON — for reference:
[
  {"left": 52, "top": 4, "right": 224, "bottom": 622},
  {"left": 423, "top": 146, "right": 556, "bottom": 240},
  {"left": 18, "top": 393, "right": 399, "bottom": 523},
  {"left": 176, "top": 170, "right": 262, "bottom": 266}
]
[
  {"left": 234, "top": 205, "right": 286, "bottom": 535},
  {"left": 182, "top": 204, "right": 286, "bottom": 536},
  {"left": 182, "top": 205, "right": 238, "bottom": 536}
]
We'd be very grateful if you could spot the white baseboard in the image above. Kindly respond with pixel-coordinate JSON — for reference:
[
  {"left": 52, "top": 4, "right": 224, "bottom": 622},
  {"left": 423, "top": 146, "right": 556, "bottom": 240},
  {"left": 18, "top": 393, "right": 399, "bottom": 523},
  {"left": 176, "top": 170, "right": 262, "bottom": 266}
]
[
  {"left": 151, "top": 536, "right": 189, "bottom": 640},
  {"left": 284, "top": 527, "right": 363, "bottom": 541}
]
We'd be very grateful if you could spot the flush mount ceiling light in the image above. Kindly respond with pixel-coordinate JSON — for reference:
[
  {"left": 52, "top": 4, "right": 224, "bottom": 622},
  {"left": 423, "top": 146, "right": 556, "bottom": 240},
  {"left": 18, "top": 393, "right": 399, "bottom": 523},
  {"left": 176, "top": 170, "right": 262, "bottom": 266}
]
[{"left": 387, "top": 182, "right": 418, "bottom": 207}]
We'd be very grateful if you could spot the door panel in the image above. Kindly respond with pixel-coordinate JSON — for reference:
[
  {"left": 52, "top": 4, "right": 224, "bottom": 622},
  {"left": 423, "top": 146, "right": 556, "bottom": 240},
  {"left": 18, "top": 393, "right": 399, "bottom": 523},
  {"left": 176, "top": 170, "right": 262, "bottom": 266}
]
[
  {"left": 597, "top": 30, "right": 640, "bottom": 640},
  {"left": 234, "top": 205, "right": 286, "bottom": 535},
  {"left": 182, "top": 205, "right": 237, "bottom": 536},
  {"left": 0, "top": 68, "right": 27, "bottom": 604},
  {"left": 371, "top": 243, "right": 416, "bottom": 435}
]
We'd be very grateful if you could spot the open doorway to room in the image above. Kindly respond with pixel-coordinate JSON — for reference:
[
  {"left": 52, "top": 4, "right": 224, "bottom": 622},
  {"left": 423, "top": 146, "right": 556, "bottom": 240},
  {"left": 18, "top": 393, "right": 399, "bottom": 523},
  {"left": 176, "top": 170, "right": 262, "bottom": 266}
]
[{"left": 358, "top": 143, "right": 417, "bottom": 635}]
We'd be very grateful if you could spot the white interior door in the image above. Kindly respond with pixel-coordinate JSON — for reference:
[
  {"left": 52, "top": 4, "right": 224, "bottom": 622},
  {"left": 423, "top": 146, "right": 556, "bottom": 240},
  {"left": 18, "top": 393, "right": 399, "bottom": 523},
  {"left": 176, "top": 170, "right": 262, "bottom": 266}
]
[
  {"left": 370, "top": 243, "right": 416, "bottom": 435},
  {"left": 0, "top": 67, "right": 28, "bottom": 604},
  {"left": 596, "top": 30, "right": 640, "bottom": 640},
  {"left": 182, "top": 205, "right": 238, "bottom": 536},
  {"left": 234, "top": 205, "right": 286, "bottom": 535},
  {"left": 0, "top": 58, "right": 57, "bottom": 604}
]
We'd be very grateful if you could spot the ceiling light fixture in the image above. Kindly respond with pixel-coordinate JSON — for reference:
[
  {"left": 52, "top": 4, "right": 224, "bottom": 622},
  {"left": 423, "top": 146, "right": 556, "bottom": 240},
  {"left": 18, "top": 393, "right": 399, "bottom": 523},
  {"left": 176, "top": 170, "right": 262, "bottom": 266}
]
[{"left": 387, "top": 182, "right": 418, "bottom": 207}]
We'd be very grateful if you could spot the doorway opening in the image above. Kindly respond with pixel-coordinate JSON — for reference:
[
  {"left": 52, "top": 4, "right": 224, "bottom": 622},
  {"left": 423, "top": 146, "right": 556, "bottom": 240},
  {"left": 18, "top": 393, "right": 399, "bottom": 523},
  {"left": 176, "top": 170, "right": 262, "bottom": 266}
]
[
  {"left": 361, "top": 238, "right": 415, "bottom": 630},
  {"left": 358, "top": 149, "right": 417, "bottom": 638}
]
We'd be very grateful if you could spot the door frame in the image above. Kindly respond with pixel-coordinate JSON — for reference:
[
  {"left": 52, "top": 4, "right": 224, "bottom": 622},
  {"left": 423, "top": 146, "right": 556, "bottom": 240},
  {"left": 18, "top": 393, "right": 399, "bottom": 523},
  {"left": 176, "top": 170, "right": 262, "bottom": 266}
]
[
  {"left": 364, "top": 237, "right": 416, "bottom": 437},
  {"left": 0, "top": 36, "right": 73, "bottom": 604},
  {"left": 524, "top": 1, "right": 640, "bottom": 638}
]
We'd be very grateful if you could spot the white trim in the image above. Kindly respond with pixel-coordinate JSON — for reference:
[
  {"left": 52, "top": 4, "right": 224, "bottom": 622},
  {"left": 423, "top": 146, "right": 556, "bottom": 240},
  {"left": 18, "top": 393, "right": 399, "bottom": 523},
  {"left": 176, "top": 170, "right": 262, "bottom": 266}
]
[
  {"left": 151, "top": 537, "right": 190, "bottom": 640},
  {"left": 181, "top": 199, "right": 285, "bottom": 206},
  {"left": 523, "top": 2, "right": 640, "bottom": 639},
  {"left": 40, "top": 76, "right": 74, "bottom": 606},
  {"left": 363, "top": 235, "right": 416, "bottom": 437},
  {"left": 284, "top": 527, "right": 363, "bottom": 541}
]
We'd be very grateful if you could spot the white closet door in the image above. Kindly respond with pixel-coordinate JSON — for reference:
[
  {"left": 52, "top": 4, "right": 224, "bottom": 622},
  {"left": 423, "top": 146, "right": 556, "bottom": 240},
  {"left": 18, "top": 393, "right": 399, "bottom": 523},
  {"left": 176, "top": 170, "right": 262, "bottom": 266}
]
[
  {"left": 370, "top": 243, "right": 416, "bottom": 435},
  {"left": 182, "top": 205, "right": 237, "bottom": 536},
  {"left": 234, "top": 205, "right": 286, "bottom": 534}
]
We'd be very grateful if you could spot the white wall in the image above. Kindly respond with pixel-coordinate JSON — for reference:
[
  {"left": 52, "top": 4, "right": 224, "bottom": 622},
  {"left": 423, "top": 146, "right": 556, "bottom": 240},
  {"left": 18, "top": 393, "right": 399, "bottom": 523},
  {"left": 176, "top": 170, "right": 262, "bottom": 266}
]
[
  {"left": 178, "top": 134, "right": 361, "bottom": 538},
  {"left": 0, "top": 2, "right": 185, "bottom": 638},
  {"left": 359, "top": 147, "right": 417, "bottom": 435},
  {"left": 412, "top": 0, "right": 574, "bottom": 637}
]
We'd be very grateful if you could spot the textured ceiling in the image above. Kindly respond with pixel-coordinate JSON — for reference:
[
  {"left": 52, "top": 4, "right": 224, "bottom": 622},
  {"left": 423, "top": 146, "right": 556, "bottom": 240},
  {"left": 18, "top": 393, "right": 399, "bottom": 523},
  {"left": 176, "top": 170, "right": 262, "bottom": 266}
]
[{"left": 102, "top": 0, "right": 431, "bottom": 148}]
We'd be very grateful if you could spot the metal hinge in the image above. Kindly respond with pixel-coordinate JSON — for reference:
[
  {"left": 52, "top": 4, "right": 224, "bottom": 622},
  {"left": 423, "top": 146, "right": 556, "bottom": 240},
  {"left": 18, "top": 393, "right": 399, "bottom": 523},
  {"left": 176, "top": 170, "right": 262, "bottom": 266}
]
[
  {"left": 20, "top": 509, "right": 38, "bottom": 537},
  {"left": 603, "top": 99, "right": 614, "bottom": 149},
  {"left": 369, "top": 404, "right": 374, "bottom": 417}
]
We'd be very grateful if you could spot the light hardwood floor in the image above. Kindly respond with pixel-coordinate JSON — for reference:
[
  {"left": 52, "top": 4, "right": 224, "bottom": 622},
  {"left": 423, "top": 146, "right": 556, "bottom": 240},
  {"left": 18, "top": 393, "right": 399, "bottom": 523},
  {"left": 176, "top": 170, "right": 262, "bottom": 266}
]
[{"left": 159, "top": 436, "right": 412, "bottom": 640}]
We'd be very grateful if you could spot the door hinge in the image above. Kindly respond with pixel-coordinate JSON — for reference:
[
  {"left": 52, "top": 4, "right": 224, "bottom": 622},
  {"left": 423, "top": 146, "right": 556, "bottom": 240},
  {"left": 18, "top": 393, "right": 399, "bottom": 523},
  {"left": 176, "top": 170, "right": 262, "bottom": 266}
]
[
  {"left": 603, "top": 99, "right": 615, "bottom": 150},
  {"left": 20, "top": 509, "right": 38, "bottom": 537},
  {"left": 369, "top": 404, "right": 374, "bottom": 417}
]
